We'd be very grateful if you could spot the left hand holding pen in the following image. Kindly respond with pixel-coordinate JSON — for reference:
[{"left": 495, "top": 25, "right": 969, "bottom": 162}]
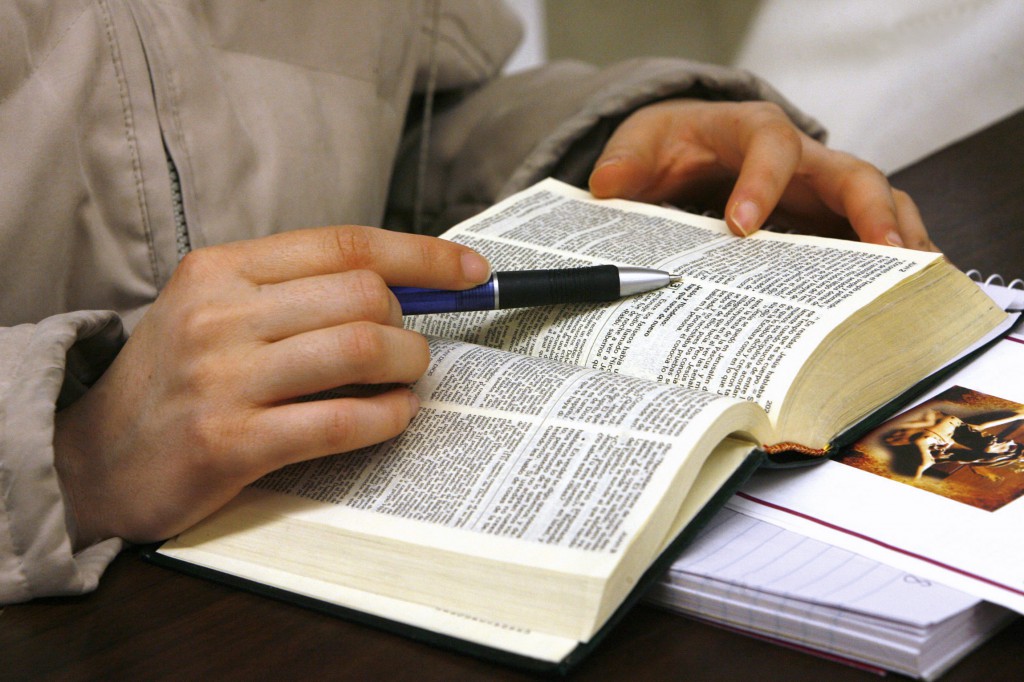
[{"left": 588, "top": 99, "right": 937, "bottom": 252}]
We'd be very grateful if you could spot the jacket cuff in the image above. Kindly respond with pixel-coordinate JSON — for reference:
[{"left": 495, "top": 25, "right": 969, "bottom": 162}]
[{"left": 0, "top": 311, "right": 126, "bottom": 604}]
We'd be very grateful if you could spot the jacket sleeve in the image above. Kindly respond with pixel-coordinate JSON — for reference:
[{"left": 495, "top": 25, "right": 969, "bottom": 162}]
[
  {"left": 386, "top": 57, "right": 827, "bottom": 234},
  {"left": 0, "top": 311, "right": 126, "bottom": 604}
]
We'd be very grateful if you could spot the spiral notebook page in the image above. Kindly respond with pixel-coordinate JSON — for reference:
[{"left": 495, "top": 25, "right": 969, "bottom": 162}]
[
  {"left": 650, "top": 506, "right": 1015, "bottom": 680},
  {"left": 661, "top": 507, "right": 982, "bottom": 627}
]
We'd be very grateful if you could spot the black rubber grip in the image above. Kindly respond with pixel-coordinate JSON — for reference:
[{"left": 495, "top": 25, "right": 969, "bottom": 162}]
[{"left": 496, "top": 265, "right": 620, "bottom": 309}]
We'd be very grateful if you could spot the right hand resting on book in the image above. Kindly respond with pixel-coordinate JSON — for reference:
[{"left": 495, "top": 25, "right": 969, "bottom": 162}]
[
  {"left": 588, "top": 99, "right": 938, "bottom": 252},
  {"left": 52, "top": 226, "right": 492, "bottom": 550}
]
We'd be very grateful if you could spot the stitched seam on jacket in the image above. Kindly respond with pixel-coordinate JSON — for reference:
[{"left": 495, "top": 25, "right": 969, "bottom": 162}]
[
  {"left": 143, "top": 9, "right": 200, "bottom": 253},
  {"left": 98, "top": 0, "right": 162, "bottom": 288}
]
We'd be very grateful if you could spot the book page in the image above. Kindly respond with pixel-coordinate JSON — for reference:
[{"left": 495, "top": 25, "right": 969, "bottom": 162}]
[
  {"left": 731, "top": 322, "right": 1024, "bottom": 615},
  {"left": 254, "top": 339, "right": 768, "bottom": 558},
  {"left": 165, "top": 338, "right": 772, "bottom": 640},
  {"left": 406, "top": 179, "right": 938, "bottom": 423}
]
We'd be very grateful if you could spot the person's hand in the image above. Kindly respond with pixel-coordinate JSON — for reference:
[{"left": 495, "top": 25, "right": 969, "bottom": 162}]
[
  {"left": 53, "top": 226, "right": 491, "bottom": 548},
  {"left": 588, "top": 99, "right": 937, "bottom": 251}
]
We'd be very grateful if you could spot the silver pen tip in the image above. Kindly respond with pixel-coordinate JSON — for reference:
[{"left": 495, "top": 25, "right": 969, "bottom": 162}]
[{"left": 669, "top": 274, "right": 683, "bottom": 284}]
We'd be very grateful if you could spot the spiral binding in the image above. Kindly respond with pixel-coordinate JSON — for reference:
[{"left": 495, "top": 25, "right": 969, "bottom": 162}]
[
  {"left": 967, "top": 270, "right": 1024, "bottom": 314},
  {"left": 965, "top": 269, "right": 1024, "bottom": 290}
]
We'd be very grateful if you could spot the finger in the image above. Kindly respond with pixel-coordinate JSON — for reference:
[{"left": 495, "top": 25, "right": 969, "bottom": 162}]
[
  {"left": 785, "top": 145, "right": 938, "bottom": 251},
  {"left": 588, "top": 104, "right": 663, "bottom": 200},
  {"left": 225, "top": 226, "right": 491, "bottom": 288},
  {"left": 251, "top": 270, "right": 402, "bottom": 342},
  {"left": 838, "top": 166, "right": 903, "bottom": 247},
  {"left": 804, "top": 151, "right": 907, "bottom": 247},
  {"left": 892, "top": 189, "right": 939, "bottom": 252},
  {"left": 249, "top": 387, "right": 422, "bottom": 472},
  {"left": 588, "top": 101, "right": 719, "bottom": 203},
  {"left": 249, "top": 323, "right": 430, "bottom": 403},
  {"left": 753, "top": 180, "right": 858, "bottom": 240},
  {"left": 722, "top": 117, "right": 803, "bottom": 237}
]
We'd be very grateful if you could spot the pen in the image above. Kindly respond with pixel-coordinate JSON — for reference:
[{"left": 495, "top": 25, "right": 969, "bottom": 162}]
[{"left": 391, "top": 264, "right": 682, "bottom": 315}]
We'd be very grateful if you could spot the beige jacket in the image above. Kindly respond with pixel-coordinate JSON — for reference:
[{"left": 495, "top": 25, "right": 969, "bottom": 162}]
[{"left": 0, "top": 0, "right": 823, "bottom": 603}]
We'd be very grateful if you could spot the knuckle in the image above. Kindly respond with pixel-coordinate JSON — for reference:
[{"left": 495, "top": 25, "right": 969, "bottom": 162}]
[
  {"left": 757, "top": 100, "right": 786, "bottom": 118},
  {"left": 176, "top": 302, "right": 223, "bottom": 343},
  {"left": 892, "top": 188, "right": 913, "bottom": 205},
  {"left": 188, "top": 411, "right": 271, "bottom": 483},
  {"left": 325, "top": 394, "right": 413, "bottom": 452},
  {"left": 406, "top": 332, "right": 431, "bottom": 374},
  {"left": 182, "top": 411, "right": 238, "bottom": 470},
  {"left": 742, "top": 100, "right": 787, "bottom": 125},
  {"left": 328, "top": 225, "right": 376, "bottom": 270},
  {"left": 765, "top": 119, "right": 802, "bottom": 149},
  {"left": 344, "top": 270, "right": 392, "bottom": 320},
  {"left": 835, "top": 156, "right": 884, "bottom": 196},
  {"left": 849, "top": 157, "right": 884, "bottom": 181},
  {"left": 338, "top": 321, "right": 389, "bottom": 365},
  {"left": 414, "top": 235, "right": 441, "bottom": 269},
  {"left": 324, "top": 405, "right": 359, "bottom": 451},
  {"left": 172, "top": 247, "right": 221, "bottom": 285}
]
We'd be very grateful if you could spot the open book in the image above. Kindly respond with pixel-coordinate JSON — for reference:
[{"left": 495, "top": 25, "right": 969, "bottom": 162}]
[{"left": 149, "top": 179, "right": 1007, "bottom": 672}]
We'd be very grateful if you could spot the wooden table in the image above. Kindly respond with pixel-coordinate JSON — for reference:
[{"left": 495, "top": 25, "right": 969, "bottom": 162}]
[
  {"left": 890, "top": 109, "right": 1024, "bottom": 279},
  {"left": 4, "top": 111, "right": 1023, "bottom": 682}
]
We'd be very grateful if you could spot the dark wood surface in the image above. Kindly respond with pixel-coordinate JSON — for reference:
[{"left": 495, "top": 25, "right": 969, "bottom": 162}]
[
  {"left": 890, "top": 109, "right": 1024, "bottom": 279},
  {"left": 3, "top": 111, "right": 1023, "bottom": 682}
]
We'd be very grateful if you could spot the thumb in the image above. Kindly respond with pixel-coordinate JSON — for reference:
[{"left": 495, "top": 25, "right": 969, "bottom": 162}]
[{"left": 588, "top": 116, "right": 661, "bottom": 200}]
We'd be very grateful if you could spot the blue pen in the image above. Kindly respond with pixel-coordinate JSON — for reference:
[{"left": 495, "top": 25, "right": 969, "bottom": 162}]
[{"left": 391, "top": 265, "right": 681, "bottom": 315}]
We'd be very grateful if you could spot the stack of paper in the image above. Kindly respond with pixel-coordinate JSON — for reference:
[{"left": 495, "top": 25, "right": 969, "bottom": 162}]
[{"left": 648, "top": 508, "right": 1015, "bottom": 680}]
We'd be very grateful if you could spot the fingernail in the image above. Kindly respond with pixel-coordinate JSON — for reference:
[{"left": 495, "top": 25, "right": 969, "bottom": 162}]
[
  {"left": 461, "top": 251, "right": 491, "bottom": 283},
  {"left": 407, "top": 391, "right": 421, "bottom": 417},
  {"left": 731, "top": 200, "right": 760, "bottom": 236},
  {"left": 593, "top": 156, "right": 622, "bottom": 171},
  {"left": 885, "top": 230, "right": 905, "bottom": 247}
]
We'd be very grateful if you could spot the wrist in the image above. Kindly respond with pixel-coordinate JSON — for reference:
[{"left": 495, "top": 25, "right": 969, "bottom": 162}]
[{"left": 53, "top": 407, "right": 105, "bottom": 551}]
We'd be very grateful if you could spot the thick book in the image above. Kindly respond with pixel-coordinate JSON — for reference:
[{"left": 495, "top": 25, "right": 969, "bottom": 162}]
[{"left": 147, "top": 179, "right": 1009, "bottom": 672}]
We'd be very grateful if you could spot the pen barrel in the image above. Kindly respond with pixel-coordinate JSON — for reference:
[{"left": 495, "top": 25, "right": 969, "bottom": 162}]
[
  {"left": 391, "top": 281, "right": 497, "bottom": 315},
  {"left": 497, "top": 265, "right": 621, "bottom": 308}
]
